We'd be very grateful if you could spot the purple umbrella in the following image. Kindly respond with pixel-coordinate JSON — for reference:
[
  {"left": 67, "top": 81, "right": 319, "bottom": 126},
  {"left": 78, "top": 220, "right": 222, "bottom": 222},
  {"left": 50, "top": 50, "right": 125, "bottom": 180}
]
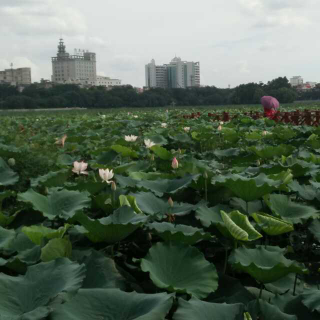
[{"left": 261, "top": 96, "right": 279, "bottom": 110}]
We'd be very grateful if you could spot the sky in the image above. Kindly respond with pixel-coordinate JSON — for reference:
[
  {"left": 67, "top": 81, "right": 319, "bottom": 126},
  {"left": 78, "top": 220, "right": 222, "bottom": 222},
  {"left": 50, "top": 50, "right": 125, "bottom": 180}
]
[{"left": 0, "top": 0, "right": 318, "bottom": 88}]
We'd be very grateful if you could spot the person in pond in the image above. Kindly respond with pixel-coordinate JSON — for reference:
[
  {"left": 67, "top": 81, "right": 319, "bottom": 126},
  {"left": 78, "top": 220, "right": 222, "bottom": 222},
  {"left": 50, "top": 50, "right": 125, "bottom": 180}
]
[{"left": 261, "top": 96, "right": 279, "bottom": 119}]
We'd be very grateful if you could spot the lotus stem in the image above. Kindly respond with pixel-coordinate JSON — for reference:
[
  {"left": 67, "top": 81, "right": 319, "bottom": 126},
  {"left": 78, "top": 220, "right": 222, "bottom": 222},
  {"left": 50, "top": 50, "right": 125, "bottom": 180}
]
[
  {"left": 204, "top": 178, "right": 208, "bottom": 202},
  {"left": 246, "top": 201, "right": 249, "bottom": 214},
  {"left": 293, "top": 274, "right": 298, "bottom": 296},
  {"left": 259, "top": 283, "right": 263, "bottom": 299},
  {"left": 223, "top": 248, "right": 228, "bottom": 274}
]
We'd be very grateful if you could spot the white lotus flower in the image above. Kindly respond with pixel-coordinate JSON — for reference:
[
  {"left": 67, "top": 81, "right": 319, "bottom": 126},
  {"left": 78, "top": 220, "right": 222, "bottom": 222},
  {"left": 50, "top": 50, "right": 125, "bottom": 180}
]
[
  {"left": 125, "top": 135, "right": 138, "bottom": 142},
  {"left": 144, "top": 139, "right": 156, "bottom": 148},
  {"left": 184, "top": 127, "right": 190, "bottom": 132},
  {"left": 72, "top": 161, "right": 88, "bottom": 175},
  {"left": 262, "top": 130, "right": 271, "bottom": 136},
  {"left": 217, "top": 125, "right": 222, "bottom": 131},
  {"left": 101, "top": 115, "right": 106, "bottom": 119},
  {"left": 99, "top": 168, "right": 114, "bottom": 184},
  {"left": 161, "top": 123, "right": 167, "bottom": 128},
  {"left": 133, "top": 115, "right": 138, "bottom": 118}
]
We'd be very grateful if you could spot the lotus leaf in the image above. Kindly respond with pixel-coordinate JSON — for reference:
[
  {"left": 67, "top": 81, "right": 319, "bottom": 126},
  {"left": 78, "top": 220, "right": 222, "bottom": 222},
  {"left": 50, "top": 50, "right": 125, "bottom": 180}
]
[
  {"left": 41, "top": 238, "right": 72, "bottom": 262},
  {"left": 18, "top": 188, "right": 91, "bottom": 220},
  {"left": 249, "top": 145, "right": 295, "bottom": 159},
  {"left": 0, "top": 258, "right": 85, "bottom": 320},
  {"left": 22, "top": 224, "right": 70, "bottom": 245},
  {"left": 150, "top": 145, "right": 172, "bottom": 160},
  {"left": 147, "top": 222, "right": 212, "bottom": 244},
  {"left": 30, "top": 169, "right": 71, "bottom": 188},
  {"left": 140, "top": 242, "right": 218, "bottom": 298},
  {"left": 111, "top": 144, "right": 138, "bottom": 158},
  {"left": 137, "top": 174, "right": 200, "bottom": 196},
  {"left": 251, "top": 212, "right": 294, "bottom": 235},
  {"left": 267, "top": 194, "right": 318, "bottom": 224},
  {"left": 75, "top": 206, "right": 148, "bottom": 243},
  {"left": 309, "top": 219, "right": 320, "bottom": 242},
  {"left": 212, "top": 173, "right": 281, "bottom": 201},
  {"left": 0, "top": 157, "right": 19, "bottom": 186},
  {"left": 288, "top": 180, "right": 317, "bottom": 200},
  {"left": 195, "top": 204, "right": 231, "bottom": 228},
  {"left": 220, "top": 210, "right": 262, "bottom": 241},
  {"left": 229, "top": 246, "right": 308, "bottom": 283},
  {"left": 51, "top": 289, "right": 174, "bottom": 320},
  {"left": 173, "top": 298, "right": 244, "bottom": 320}
]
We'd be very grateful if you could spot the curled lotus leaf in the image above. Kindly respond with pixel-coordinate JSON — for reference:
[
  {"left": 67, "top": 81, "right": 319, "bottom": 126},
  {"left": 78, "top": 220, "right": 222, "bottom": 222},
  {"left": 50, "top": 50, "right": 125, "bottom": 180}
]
[
  {"left": 251, "top": 212, "right": 294, "bottom": 236},
  {"left": 0, "top": 157, "right": 19, "bottom": 186},
  {"left": 220, "top": 210, "right": 262, "bottom": 241},
  {"left": 141, "top": 242, "right": 218, "bottom": 299},
  {"left": 229, "top": 246, "right": 308, "bottom": 283}
]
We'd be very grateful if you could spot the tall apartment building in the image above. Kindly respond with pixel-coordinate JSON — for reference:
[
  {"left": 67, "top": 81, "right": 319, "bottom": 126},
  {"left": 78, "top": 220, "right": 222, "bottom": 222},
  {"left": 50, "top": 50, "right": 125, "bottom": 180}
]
[
  {"left": 96, "top": 76, "right": 122, "bottom": 87},
  {"left": 290, "top": 76, "right": 303, "bottom": 87},
  {"left": 51, "top": 39, "right": 97, "bottom": 85},
  {"left": 0, "top": 67, "right": 31, "bottom": 85},
  {"left": 145, "top": 57, "right": 200, "bottom": 89}
]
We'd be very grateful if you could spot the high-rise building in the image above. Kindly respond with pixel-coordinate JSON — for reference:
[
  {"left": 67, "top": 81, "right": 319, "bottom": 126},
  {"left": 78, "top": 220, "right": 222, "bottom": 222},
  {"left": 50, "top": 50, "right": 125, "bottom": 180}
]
[
  {"left": 0, "top": 67, "right": 31, "bottom": 85},
  {"left": 290, "top": 76, "right": 303, "bottom": 87},
  {"left": 51, "top": 39, "right": 97, "bottom": 85},
  {"left": 145, "top": 57, "right": 200, "bottom": 89}
]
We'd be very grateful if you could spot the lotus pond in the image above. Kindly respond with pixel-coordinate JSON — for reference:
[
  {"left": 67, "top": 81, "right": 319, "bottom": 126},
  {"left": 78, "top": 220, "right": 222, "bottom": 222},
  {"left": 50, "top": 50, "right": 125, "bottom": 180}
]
[{"left": 0, "top": 108, "right": 320, "bottom": 319}]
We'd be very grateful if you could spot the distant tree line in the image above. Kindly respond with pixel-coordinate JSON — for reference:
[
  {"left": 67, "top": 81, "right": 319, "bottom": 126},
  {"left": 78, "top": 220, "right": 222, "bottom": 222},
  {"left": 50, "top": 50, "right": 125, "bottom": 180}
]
[{"left": 0, "top": 77, "right": 303, "bottom": 109}]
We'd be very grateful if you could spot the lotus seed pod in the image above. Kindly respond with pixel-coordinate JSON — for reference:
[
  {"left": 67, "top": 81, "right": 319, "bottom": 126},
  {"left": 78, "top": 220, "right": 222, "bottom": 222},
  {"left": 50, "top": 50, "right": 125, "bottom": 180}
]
[{"left": 8, "top": 158, "right": 15, "bottom": 166}]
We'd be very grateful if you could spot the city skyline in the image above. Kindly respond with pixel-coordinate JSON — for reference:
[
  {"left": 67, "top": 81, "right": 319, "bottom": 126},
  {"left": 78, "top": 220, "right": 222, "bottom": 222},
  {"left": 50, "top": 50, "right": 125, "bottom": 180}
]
[{"left": 0, "top": 0, "right": 319, "bottom": 88}]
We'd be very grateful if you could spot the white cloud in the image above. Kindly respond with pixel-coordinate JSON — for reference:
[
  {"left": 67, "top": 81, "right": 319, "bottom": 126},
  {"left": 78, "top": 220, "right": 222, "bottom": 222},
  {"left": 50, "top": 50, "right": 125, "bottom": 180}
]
[
  {"left": 0, "top": 0, "right": 87, "bottom": 36},
  {"left": 238, "top": 61, "right": 250, "bottom": 74}
]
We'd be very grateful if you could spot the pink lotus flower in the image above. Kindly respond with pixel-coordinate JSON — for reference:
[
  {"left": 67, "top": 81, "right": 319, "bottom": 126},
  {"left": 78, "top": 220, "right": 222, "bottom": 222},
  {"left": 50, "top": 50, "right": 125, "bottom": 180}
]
[
  {"left": 172, "top": 157, "right": 179, "bottom": 169},
  {"left": 99, "top": 168, "right": 114, "bottom": 184},
  {"left": 72, "top": 161, "right": 88, "bottom": 175}
]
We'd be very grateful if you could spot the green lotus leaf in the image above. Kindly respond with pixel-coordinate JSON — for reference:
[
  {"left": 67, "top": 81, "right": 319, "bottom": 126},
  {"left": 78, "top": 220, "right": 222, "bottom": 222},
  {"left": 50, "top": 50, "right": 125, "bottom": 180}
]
[
  {"left": 249, "top": 144, "right": 295, "bottom": 159},
  {"left": 272, "top": 126, "right": 297, "bottom": 141},
  {"left": 41, "top": 238, "right": 72, "bottom": 262},
  {"left": 212, "top": 173, "right": 280, "bottom": 202},
  {"left": 0, "top": 157, "right": 19, "bottom": 186},
  {"left": 150, "top": 145, "right": 172, "bottom": 160},
  {"left": 288, "top": 180, "right": 317, "bottom": 200},
  {"left": 129, "top": 171, "right": 173, "bottom": 180},
  {"left": 0, "top": 258, "right": 85, "bottom": 320},
  {"left": 137, "top": 174, "right": 200, "bottom": 197},
  {"left": 30, "top": 169, "right": 71, "bottom": 188},
  {"left": 0, "top": 143, "right": 22, "bottom": 158},
  {"left": 247, "top": 299, "right": 297, "bottom": 320},
  {"left": 76, "top": 250, "right": 126, "bottom": 290},
  {"left": 213, "top": 148, "right": 240, "bottom": 158},
  {"left": 268, "top": 169, "right": 293, "bottom": 191},
  {"left": 300, "top": 290, "right": 320, "bottom": 313},
  {"left": 51, "top": 289, "right": 174, "bottom": 320},
  {"left": 119, "top": 195, "right": 142, "bottom": 213},
  {"left": 173, "top": 297, "right": 244, "bottom": 320},
  {"left": 140, "top": 242, "right": 218, "bottom": 299},
  {"left": 280, "top": 158, "right": 318, "bottom": 178},
  {"left": 147, "top": 222, "right": 212, "bottom": 245},
  {"left": 195, "top": 204, "right": 231, "bottom": 228},
  {"left": 22, "top": 224, "right": 70, "bottom": 245},
  {"left": 272, "top": 293, "right": 319, "bottom": 320},
  {"left": 266, "top": 194, "right": 318, "bottom": 224},
  {"left": 230, "top": 198, "right": 262, "bottom": 214},
  {"left": 244, "top": 312, "right": 253, "bottom": 320},
  {"left": 251, "top": 212, "right": 294, "bottom": 236},
  {"left": 0, "top": 190, "right": 15, "bottom": 203},
  {"left": 111, "top": 144, "right": 138, "bottom": 158},
  {"left": 18, "top": 188, "right": 91, "bottom": 220},
  {"left": 0, "top": 226, "right": 16, "bottom": 252},
  {"left": 75, "top": 206, "right": 148, "bottom": 243},
  {"left": 309, "top": 219, "right": 320, "bottom": 242},
  {"left": 229, "top": 246, "right": 308, "bottom": 283},
  {"left": 130, "top": 191, "right": 194, "bottom": 216},
  {"left": 265, "top": 273, "right": 304, "bottom": 295},
  {"left": 221, "top": 210, "right": 262, "bottom": 241}
]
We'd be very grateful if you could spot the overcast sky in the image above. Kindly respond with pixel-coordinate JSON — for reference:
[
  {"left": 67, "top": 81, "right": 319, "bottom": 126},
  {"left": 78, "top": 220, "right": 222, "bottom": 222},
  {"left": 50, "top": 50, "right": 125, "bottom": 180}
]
[{"left": 0, "top": 0, "right": 318, "bottom": 88}]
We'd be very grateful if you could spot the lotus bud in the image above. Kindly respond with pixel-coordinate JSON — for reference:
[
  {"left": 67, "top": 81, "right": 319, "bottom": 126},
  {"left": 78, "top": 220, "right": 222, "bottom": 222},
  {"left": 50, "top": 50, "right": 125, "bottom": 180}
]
[
  {"left": 8, "top": 158, "right": 15, "bottom": 166},
  {"left": 147, "top": 232, "right": 152, "bottom": 242},
  {"left": 203, "top": 171, "right": 208, "bottom": 179},
  {"left": 178, "top": 148, "right": 182, "bottom": 154},
  {"left": 256, "top": 160, "right": 260, "bottom": 166},
  {"left": 172, "top": 157, "right": 179, "bottom": 169},
  {"left": 111, "top": 181, "right": 117, "bottom": 191},
  {"left": 217, "top": 125, "right": 222, "bottom": 131},
  {"left": 150, "top": 154, "right": 155, "bottom": 161},
  {"left": 262, "top": 130, "right": 268, "bottom": 136},
  {"left": 168, "top": 197, "right": 174, "bottom": 207}
]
